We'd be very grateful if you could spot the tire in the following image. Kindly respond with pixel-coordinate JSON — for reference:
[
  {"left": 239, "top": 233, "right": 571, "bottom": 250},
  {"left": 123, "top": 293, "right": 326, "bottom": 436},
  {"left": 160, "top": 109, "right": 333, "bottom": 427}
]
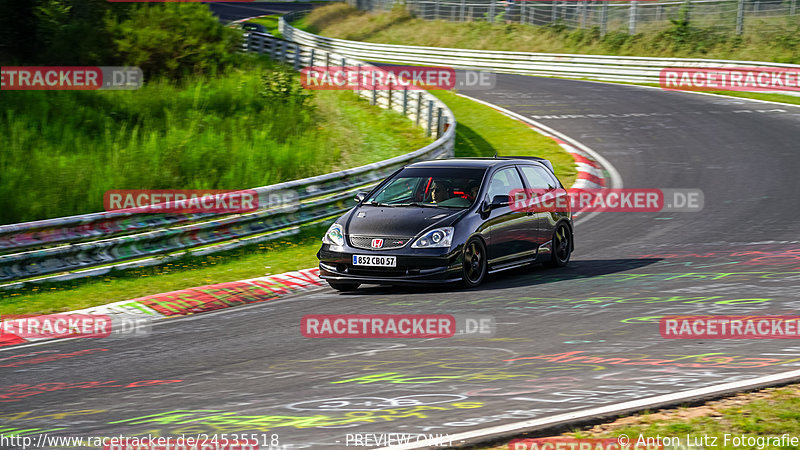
[
  {"left": 461, "top": 237, "right": 488, "bottom": 288},
  {"left": 545, "top": 222, "right": 572, "bottom": 268},
  {"left": 328, "top": 281, "right": 361, "bottom": 292}
]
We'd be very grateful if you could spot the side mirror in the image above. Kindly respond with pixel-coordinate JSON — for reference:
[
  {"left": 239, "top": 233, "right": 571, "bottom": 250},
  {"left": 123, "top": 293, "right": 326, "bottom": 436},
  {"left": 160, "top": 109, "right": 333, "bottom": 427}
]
[
  {"left": 481, "top": 195, "right": 509, "bottom": 214},
  {"left": 354, "top": 192, "right": 368, "bottom": 203},
  {"left": 491, "top": 195, "right": 509, "bottom": 208}
]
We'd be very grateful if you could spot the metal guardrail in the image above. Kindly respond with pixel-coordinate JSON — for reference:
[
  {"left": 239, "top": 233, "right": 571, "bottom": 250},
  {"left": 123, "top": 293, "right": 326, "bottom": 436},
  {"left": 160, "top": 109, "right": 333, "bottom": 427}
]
[
  {"left": 279, "top": 15, "right": 800, "bottom": 83},
  {"left": 0, "top": 30, "right": 455, "bottom": 285}
]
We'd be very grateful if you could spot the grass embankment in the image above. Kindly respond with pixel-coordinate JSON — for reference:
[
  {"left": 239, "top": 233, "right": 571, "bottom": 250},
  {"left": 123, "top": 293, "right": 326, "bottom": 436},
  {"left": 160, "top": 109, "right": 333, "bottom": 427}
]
[
  {"left": 483, "top": 383, "right": 800, "bottom": 450},
  {"left": 0, "top": 60, "right": 429, "bottom": 225},
  {"left": 1, "top": 88, "right": 573, "bottom": 315},
  {"left": 298, "top": 4, "right": 800, "bottom": 105}
]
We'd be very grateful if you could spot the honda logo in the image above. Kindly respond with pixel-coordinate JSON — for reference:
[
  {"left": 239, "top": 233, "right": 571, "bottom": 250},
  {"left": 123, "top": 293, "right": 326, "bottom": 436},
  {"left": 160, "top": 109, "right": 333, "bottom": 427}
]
[{"left": 371, "top": 239, "right": 384, "bottom": 248}]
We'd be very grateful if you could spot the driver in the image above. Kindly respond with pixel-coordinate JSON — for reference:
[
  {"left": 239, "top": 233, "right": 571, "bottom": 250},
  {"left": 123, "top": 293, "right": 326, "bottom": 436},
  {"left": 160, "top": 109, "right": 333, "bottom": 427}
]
[{"left": 430, "top": 180, "right": 451, "bottom": 203}]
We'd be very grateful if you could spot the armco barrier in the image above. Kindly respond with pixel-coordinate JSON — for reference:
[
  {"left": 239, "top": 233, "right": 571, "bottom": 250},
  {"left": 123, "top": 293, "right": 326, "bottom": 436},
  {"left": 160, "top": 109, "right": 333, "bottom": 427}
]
[
  {"left": 0, "top": 30, "right": 455, "bottom": 285},
  {"left": 279, "top": 11, "right": 800, "bottom": 84}
]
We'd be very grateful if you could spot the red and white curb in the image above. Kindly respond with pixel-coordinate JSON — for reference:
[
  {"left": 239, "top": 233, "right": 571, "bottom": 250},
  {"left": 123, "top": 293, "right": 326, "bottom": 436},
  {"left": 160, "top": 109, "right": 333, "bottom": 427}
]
[{"left": 0, "top": 268, "right": 323, "bottom": 348}]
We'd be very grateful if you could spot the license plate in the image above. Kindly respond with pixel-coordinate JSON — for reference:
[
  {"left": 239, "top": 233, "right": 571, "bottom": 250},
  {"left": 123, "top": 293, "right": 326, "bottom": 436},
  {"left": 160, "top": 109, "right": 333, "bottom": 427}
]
[{"left": 352, "top": 255, "right": 397, "bottom": 267}]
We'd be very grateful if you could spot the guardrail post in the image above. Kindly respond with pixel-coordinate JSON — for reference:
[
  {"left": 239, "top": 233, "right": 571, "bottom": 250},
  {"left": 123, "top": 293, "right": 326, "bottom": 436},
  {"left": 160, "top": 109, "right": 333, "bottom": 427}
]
[
  {"left": 551, "top": 1, "right": 558, "bottom": 24},
  {"left": 600, "top": 1, "right": 608, "bottom": 35},
  {"left": 791, "top": 0, "right": 796, "bottom": 15},
  {"left": 628, "top": 1, "right": 637, "bottom": 34},
  {"left": 415, "top": 92, "right": 423, "bottom": 126},
  {"left": 402, "top": 87, "right": 409, "bottom": 116},
  {"left": 460, "top": 0, "right": 466, "bottom": 21},
  {"left": 519, "top": 0, "right": 526, "bottom": 24},
  {"left": 435, "top": 0, "right": 441, "bottom": 20},
  {"left": 736, "top": 0, "right": 745, "bottom": 34},
  {"left": 293, "top": 44, "right": 301, "bottom": 69},
  {"left": 426, "top": 100, "right": 434, "bottom": 137},
  {"left": 310, "top": 48, "right": 315, "bottom": 67},
  {"left": 436, "top": 107, "right": 443, "bottom": 137},
  {"left": 371, "top": 84, "right": 377, "bottom": 105},
  {"left": 580, "top": 2, "right": 587, "bottom": 28},
  {"left": 684, "top": 0, "right": 692, "bottom": 22},
  {"left": 280, "top": 41, "right": 288, "bottom": 63},
  {"left": 489, "top": 0, "right": 496, "bottom": 22},
  {"left": 388, "top": 81, "right": 393, "bottom": 109},
  {"left": 325, "top": 52, "right": 330, "bottom": 68},
  {"left": 270, "top": 39, "right": 277, "bottom": 59},
  {"left": 257, "top": 36, "right": 266, "bottom": 55}
]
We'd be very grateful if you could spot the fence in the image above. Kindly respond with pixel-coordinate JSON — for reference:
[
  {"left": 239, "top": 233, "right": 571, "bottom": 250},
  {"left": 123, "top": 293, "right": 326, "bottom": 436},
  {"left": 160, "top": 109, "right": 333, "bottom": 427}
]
[
  {"left": 278, "top": 14, "right": 800, "bottom": 84},
  {"left": 0, "top": 29, "right": 455, "bottom": 287},
  {"left": 348, "top": 0, "right": 798, "bottom": 34}
]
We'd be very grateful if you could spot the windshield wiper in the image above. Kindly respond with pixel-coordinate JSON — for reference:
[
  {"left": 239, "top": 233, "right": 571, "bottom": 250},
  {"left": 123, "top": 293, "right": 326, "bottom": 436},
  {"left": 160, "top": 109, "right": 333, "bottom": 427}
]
[
  {"left": 398, "top": 202, "right": 440, "bottom": 208},
  {"left": 362, "top": 201, "right": 396, "bottom": 207}
]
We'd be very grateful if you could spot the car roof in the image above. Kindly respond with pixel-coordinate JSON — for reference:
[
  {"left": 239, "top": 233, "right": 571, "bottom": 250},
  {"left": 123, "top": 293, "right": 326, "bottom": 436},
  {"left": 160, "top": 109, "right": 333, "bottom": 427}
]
[{"left": 405, "top": 157, "right": 547, "bottom": 169}]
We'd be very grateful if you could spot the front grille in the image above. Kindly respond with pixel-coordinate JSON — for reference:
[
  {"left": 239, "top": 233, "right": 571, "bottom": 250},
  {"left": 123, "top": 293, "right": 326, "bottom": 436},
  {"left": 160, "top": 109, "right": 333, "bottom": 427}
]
[
  {"left": 349, "top": 267, "right": 410, "bottom": 277},
  {"left": 350, "top": 235, "right": 410, "bottom": 250}
]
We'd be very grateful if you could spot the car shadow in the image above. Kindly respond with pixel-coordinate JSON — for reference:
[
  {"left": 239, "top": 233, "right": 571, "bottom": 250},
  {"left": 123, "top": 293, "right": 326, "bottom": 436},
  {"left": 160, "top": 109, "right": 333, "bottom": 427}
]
[{"left": 337, "top": 257, "right": 662, "bottom": 296}]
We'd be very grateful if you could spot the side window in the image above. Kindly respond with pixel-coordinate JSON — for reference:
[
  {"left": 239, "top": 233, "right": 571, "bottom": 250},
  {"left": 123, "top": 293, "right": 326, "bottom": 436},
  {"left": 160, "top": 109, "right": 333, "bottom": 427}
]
[
  {"left": 486, "top": 167, "right": 524, "bottom": 201},
  {"left": 520, "top": 165, "right": 558, "bottom": 190}
]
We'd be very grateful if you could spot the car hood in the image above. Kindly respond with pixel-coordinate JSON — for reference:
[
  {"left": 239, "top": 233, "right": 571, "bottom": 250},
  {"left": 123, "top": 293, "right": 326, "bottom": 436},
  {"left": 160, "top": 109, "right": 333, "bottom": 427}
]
[{"left": 344, "top": 205, "right": 465, "bottom": 238}]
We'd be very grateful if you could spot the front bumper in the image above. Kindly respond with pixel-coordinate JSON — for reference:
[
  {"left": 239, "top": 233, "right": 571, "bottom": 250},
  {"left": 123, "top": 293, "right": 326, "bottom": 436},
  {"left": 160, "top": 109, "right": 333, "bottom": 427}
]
[{"left": 317, "top": 243, "right": 463, "bottom": 285}]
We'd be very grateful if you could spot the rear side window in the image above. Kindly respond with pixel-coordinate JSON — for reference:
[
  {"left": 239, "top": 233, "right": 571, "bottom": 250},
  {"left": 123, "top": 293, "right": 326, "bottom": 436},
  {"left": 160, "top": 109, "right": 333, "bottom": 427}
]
[{"left": 520, "top": 165, "right": 558, "bottom": 190}]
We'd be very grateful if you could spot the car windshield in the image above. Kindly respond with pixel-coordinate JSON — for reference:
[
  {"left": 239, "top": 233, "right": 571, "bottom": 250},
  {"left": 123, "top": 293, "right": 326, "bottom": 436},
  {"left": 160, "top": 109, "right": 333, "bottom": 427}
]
[{"left": 365, "top": 167, "right": 486, "bottom": 208}]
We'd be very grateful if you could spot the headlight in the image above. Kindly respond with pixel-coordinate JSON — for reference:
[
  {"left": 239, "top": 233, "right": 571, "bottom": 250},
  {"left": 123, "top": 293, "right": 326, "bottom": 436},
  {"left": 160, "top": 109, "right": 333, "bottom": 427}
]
[
  {"left": 322, "top": 223, "right": 345, "bottom": 246},
  {"left": 412, "top": 227, "right": 454, "bottom": 248}
]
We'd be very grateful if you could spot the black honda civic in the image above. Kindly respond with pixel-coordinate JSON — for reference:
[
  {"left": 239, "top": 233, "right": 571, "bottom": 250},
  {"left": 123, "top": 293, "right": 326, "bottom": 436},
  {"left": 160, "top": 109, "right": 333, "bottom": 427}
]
[{"left": 317, "top": 157, "right": 574, "bottom": 291}]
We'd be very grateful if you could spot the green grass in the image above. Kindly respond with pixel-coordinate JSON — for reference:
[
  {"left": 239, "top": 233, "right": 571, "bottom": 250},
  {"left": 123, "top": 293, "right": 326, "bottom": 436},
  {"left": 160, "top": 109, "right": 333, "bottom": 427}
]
[
  {"left": 300, "top": 4, "right": 800, "bottom": 63},
  {"left": 0, "top": 59, "right": 429, "bottom": 225},
  {"left": 437, "top": 90, "right": 577, "bottom": 186}
]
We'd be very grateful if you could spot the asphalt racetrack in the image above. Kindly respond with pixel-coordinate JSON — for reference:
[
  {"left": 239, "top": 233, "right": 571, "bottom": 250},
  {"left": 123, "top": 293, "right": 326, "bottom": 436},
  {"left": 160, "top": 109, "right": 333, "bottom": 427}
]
[{"left": 3, "top": 5, "right": 800, "bottom": 448}]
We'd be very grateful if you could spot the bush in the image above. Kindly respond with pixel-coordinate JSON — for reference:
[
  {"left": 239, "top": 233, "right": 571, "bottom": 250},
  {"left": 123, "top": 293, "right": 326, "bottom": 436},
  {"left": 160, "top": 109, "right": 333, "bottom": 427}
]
[
  {"left": 109, "top": 4, "right": 241, "bottom": 79},
  {"left": 260, "top": 65, "right": 314, "bottom": 109}
]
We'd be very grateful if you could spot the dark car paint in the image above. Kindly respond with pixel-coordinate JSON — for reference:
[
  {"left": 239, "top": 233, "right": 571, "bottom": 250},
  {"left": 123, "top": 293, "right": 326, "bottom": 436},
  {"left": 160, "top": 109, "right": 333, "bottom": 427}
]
[
  {"left": 317, "top": 158, "right": 573, "bottom": 285},
  {"left": 345, "top": 207, "right": 465, "bottom": 239}
]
